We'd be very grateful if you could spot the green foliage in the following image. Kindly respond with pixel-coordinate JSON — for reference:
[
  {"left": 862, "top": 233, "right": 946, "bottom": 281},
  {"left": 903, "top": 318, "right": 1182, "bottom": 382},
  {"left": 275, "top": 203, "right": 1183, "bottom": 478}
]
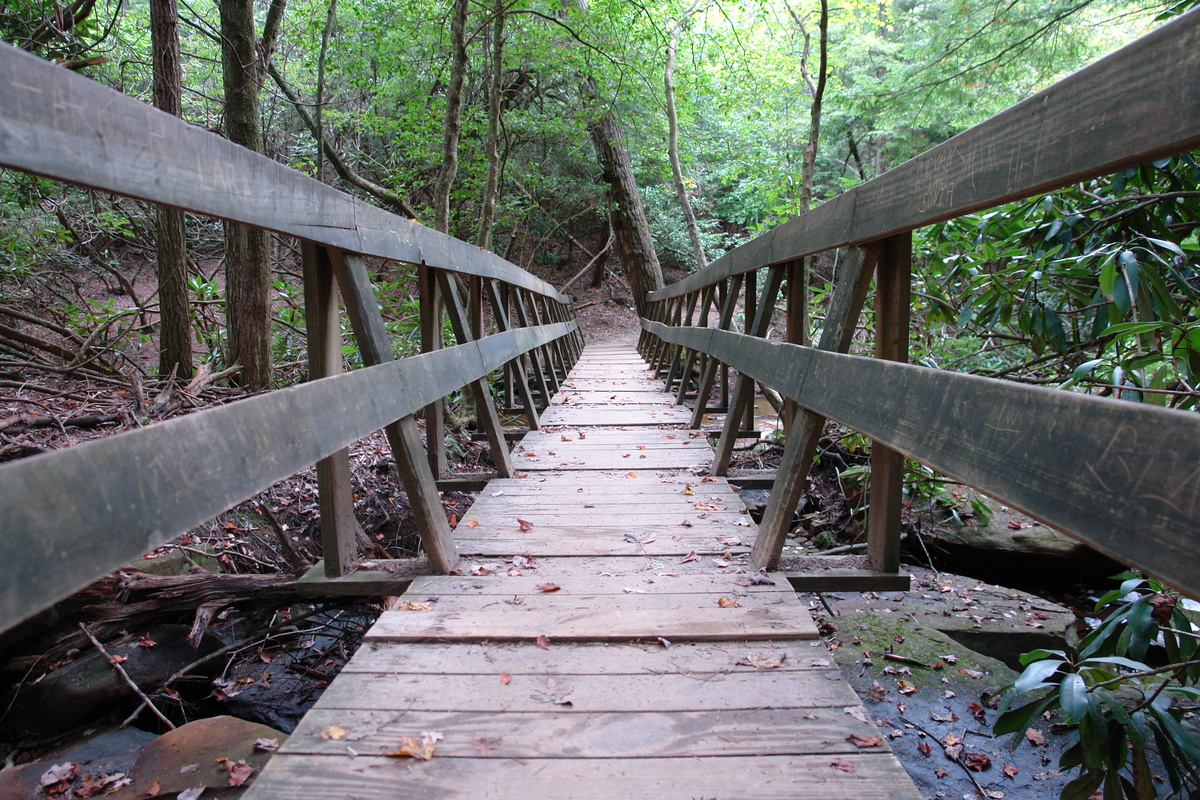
[
  {"left": 917, "top": 153, "right": 1200, "bottom": 407},
  {"left": 995, "top": 573, "right": 1200, "bottom": 799}
]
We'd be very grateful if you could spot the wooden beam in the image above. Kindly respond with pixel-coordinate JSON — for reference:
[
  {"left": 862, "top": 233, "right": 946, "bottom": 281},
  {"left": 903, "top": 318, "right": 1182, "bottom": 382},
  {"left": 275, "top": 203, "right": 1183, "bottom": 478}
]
[
  {"left": 689, "top": 275, "right": 743, "bottom": 429},
  {"left": 642, "top": 317, "right": 1200, "bottom": 598},
  {"left": 868, "top": 234, "right": 911, "bottom": 574},
  {"left": 302, "top": 243, "right": 359, "bottom": 578},
  {"left": 485, "top": 278, "right": 540, "bottom": 430},
  {"left": 418, "top": 264, "right": 448, "bottom": 478}
]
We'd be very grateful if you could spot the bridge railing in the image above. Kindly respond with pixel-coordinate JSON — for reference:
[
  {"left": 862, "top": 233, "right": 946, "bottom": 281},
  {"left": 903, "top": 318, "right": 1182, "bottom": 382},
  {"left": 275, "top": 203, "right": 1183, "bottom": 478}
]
[
  {"left": 639, "top": 9, "right": 1200, "bottom": 596},
  {"left": 0, "top": 43, "right": 582, "bottom": 635}
]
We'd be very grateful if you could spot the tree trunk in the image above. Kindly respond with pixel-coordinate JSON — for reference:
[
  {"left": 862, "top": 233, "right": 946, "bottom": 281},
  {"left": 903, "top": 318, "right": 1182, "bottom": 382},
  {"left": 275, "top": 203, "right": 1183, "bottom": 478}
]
[
  {"left": 219, "top": 0, "right": 285, "bottom": 391},
  {"left": 475, "top": 0, "right": 505, "bottom": 250},
  {"left": 665, "top": 18, "right": 707, "bottom": 272},
  {"left": 586, "top": 85, "right": 663, "bottom": 317},
  {"left": 150, "top": 0, "right": 194, "bottom": 380},
  {"left": 432, "top": 0, "right": 469, "bottom": 234},
  {"left": 315, "top": 0, "right": 338, "bottom": 180}
]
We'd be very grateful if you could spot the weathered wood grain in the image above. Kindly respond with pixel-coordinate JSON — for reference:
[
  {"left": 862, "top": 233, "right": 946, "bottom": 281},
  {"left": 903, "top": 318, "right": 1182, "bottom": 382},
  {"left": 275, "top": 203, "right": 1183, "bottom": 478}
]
[
  {"left": 367, "top": 605, "right": 816, "bottom": 642},
  {"left": 645, "top": 323, "right": 1200, "bottom": 596},
  {"left": 0, "top": 324, "right": 572, "bottom": 633},
  {"left": 648, "top": 10, "right": 1200, "bottom": 301},
  {"left": 285, "top": 707, "right": 883, "bottom": 758}
]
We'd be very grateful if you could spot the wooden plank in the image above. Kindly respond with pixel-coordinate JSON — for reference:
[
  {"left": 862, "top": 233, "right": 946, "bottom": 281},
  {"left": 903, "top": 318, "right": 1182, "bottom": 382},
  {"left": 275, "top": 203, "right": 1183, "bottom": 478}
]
[
  {"left": 457, "top": 511, "right": 748, "bottom": 528},
  {"left": 303, "top": 243, "right": 360, "bottom": 577},
  {"left": 644, "top": 322, "right": 1200, "bottom": 598},
  {"left": 245, "top": 752, "right": 919, "bottom": 800},
  {"left": 646, "top": 10, "right": 1200, "bottom": 302},
  {"left": 410, "top": 591, "right": 793, "bottom": 612},
  {"left": 0, "top": 324, "right": 571, "bottom": 633},
  {"left": 508, "top": 451, "right": 711, "bottom": 471},
  {"left": 367, "top": 605, "right": 816, "bottom": 642},
  {"left": 313, "top": 667, "right": 846, "bottom": 712},
  {"left": 407, "top": 573, "right": 791, "bottom": 597},
  {"left": 452, "top": 537, "right": 750, "bottom": 558},
  {"left": 539, "top": 408, "right": 692, "bottom": 426},
  {"left": 285, "top": 707, "right": 885, "bottom": 759},
  {"left": 868, "top": 234, "right": 910, "bottom": 573},
  {"left": 785, "top": 570, "right": 911, "bottom": 594},
  {"left": 0, "top": 45, "right": 571, "bottom": 303},
  {"left": 342, "top": 640, "right": 827, "bottom": 675},
  {"left": 295, "top": 560, "right": 417, "bottom": 598}
]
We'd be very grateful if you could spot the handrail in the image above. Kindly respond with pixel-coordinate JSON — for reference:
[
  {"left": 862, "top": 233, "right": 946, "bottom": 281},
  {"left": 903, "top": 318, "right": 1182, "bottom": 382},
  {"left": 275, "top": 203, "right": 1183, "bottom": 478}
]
[
  {"left": 639, "top": 11, "right": 1200, "bottom": 598},
  {"left": 649, "top": 8, "right": 1200, "bottom": 302},
  {"left": 0, "top": 323, "right": 574, "bottom": 634},
  {"left": 0, "top": 43, "right": 567, "bottom": 303},
  {"left": 0, "top": 43, "right": 584, "bottom": 635}
]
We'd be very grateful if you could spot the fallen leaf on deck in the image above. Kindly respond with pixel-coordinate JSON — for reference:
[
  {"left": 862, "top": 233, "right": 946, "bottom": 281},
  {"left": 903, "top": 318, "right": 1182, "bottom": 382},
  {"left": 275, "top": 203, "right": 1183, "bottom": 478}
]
[
  {"left": 254, "top": 738, "right": 280, "bottom": 752},
  {"left": 737, "top": 652, "right": 786, "bottom": 669},
  {"left": 560, "top": 435, "right": 573, "bottom": 442},
  {"left": 680, "top": 551, "right": 699, "bottom": 563},
  {"left": 517, "top": 519, "right": 534, "bottom": 532},
  {"left": 470, "top": 564, "right": 497, "bottom": 575},
  {"left": 693, "top": 502, "right": 722, "bottom": 511},
  {"left": 491, "top": 490, "right": 504, "bottom": 496},
  {"left": 658, "top": 637, "right": 671, "bottom": 648},
  {"left": 715, "top": 536, "right": 742, "bottom": 546},
  {"left": 1003, "top": 762, "right": 1019, "bottom": 779},
  {"left": 918, "top": 740, "right": 932, "bottom": 757},
  {"left": 943, "top": 734, "right": 961, "bottom": 747},
  {"left": 846, "top": 734, "right": 883, "bottom": 748},
  {"left": 522, "top": 451, "right": 538, "bottom": 457},
  {"left": 397, "top": 600, "right": 432, "bottom": 612},
  {"left": 749, "top": 571, "right": 776, "bottom": 585},
  {"left": 626, "top": 471, "right": 637, "bottom": 478},
  {"left": 535, "top": 583, "right": 561, "bottom": 592},
  {"left": 717, "top": 596, "right": 741, "bottom": 608},
  {"left": 700, "top": 475, "right": 718, "bottom": 482},
  {"left": 624, "top": 531, "right": 656, "bottom": 544},
  {"left": 500, "top": 673, "right": 510, "bottom": 684},
  {"left": 448, "top": 514, "right": 458, "bottom": 528},
  {"left": 513, "top": 555, "right": 537, "bottom": 569},
  {"left": 636, "top": 445, "right": 647, "bottom": 450},
  {"left": 386, "top": 733, "right": 440, "bottom": 761},
  {"left": 623, "top": 587, "right": 648, "bottom": 593},
  {"left": 828, "top": 758, "right": 856, "bottom": 773},
  {"left": 535, "top": 635, "right": 551, "bottom": 650},
  {"left": 465, "top": 519, "right": 480, "bottom": 528},
  {"left": 681, "top": 484, "right": 695, "bottom": 496},
  {"left": 622, "top": 453, "right": 631, "bottom": 458},
  {"left": 507, "top": 567, "right": 521, "bottom": 576},
  {"left": 321, "top": 726, "right": 347, "bottom": 740}
]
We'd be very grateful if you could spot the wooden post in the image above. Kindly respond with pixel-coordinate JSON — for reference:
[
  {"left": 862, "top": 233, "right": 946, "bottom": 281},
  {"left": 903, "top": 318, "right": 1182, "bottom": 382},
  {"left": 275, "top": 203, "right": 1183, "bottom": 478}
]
[
  {"left": 436, "top": 270, "right": 513, "bottom": 478},
  {"left": 751, "top": 245, "right": 877, "bottom": 570},
  {"left": 418, "top": 264, "right": 448, "bottom": 478},
  {"left": 867, "top": 233, "right": 911, "bottom": 574},
  {"left": 689, "top": 275, "right": 743, "bottom": 428},
  {"left": 511, "top": 289, "right": 556, "bottom": 404},
  {"left": 332, "top": 253, "right": 459, "bottom": 573},
  {"left": 301, "top": 242, "right": 359, "bottom": 578},
  {"left": 663, "top": 292, "right": 697, "bottom": 389},
  {"left": 676, "top": 285, "right": 715, "bottom": 405},
  {"left": 486, "top": 279, "right": 540, "bottom": 430},
  {"left": 783, "top": 259, "right": 806, "bottom": 432},
  {"left": 712, "top": 266, "right": 783, "bottom": 474}
]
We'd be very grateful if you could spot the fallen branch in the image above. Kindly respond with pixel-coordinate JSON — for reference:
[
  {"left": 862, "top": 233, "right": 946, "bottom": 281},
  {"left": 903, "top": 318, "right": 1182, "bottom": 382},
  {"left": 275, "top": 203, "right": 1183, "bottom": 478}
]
[
  {"left": 0, "top": 411, "right": 123, "bottom": 433},
  {"left": 78, "top": 623, "right": 176, "bottom": 730}
]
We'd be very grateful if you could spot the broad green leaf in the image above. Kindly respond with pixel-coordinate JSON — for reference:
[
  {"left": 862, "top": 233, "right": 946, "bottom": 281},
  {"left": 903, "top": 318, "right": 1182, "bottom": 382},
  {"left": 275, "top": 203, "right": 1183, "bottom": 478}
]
[{"left": 1060, "top": 673, "right": 1089, "bottom": 720}]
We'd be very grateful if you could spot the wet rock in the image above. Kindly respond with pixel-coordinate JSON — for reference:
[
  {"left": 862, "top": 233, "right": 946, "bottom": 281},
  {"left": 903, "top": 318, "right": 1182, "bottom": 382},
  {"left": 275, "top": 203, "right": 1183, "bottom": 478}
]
[
  {"left": 5, "top": 624, "right": 221, "bottom": 739},
  {"left": 0, "top": 726, "right": 156, "bottom": 800},
  {"left": 132, "top": 544, "right": 218, "bottom": 576}
]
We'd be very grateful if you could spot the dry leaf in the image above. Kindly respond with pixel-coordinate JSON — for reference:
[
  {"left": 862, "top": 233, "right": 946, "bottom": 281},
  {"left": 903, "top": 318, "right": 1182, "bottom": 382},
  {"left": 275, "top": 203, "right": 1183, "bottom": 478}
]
[
  {"left": 517, "top": 519, "right": 534, "bottom": 532},
  {"left": 147, "top": 779, "right": 163, "bottom": 795},
  {"left": 681, "top": 484, "right": 695, "bottom": 496},
  {"left": 1025, "top": 728, "right": 1045, "bottom": 746},
  {"left": 500, "top": 673, "right": 510, "bottom": 684},
  {"left": 737, "top": 652, "right": 786, "bottom": 669},
  {"left": 396, "top": 600, "right": 432, "bottom": 611},
  {"left": 934, "top": 768, "right": 949, "bottom": 778},
  {"left": 321, "top": 725, "right": 347, "bottom": 740},
  {"left": 560, "top": 435, "right": 572, "bottom": 441},
  {"left": 1002, "top": 762, "right": 1020, "bottom": 779},
  {"left": 465, "top": 519, "right": 480, "bottom": 528},
  {"left": 385, "top": 734, "right": 438, "bottom": 761},
  {"left": 522, "top": 451, "right": 538, "bottom": 457},
  {"left": 917, "top": 741, "right": 932, "bottom": 757},
  {"left": 535, "top": 583, "right": 561, "bottom": 593},
  {"left": 636, "top": 445, "right": 647, "bottom": 450},
  {"left": 846, "top": 734, "right": 883, "bottom": 748},
  {"left": 626, "top": 471, "right": 637, "bottom": 478},
  {"left": 253, "top": 737, "right": 279, "bottom": 752},
  {"left": 963, "top": 752, "right": 992, "bottom": 771},
  {"left": 40, "top": 763, "right": 77, "bottom": 787},
  {"left": 680, "top": 551, "right": 700, "bottom": 563},
  {"left": 535, "top": 635, "right": 550, "bottom": 650},
  {"left": 473, "top": 736, "right": 503, "bottom": 755},
  {"left": 717, "top": 596, "right": 741, "bottom": 608},
  {"left": 828, "top": 758, "right": 856, "bottom": 774},
  {"left": 138, "top": 635, "right": 157, "bottom": 647},
  {"left": 223, "top": 760, "right": 254, "bottom": 787},
  {"left": 897, "top": 679, "right": 917, "bottom": 695}
]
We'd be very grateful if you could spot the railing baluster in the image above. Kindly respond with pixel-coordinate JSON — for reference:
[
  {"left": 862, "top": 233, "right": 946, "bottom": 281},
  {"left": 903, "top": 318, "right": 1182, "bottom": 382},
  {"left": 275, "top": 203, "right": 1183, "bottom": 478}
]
[
  {"left": 867, "top": 233, "right": 911, "bottom": 573},
  {"left": 332, "top": 252, "right": 460, "bottom": 573},
  {"left": 675, "top": 285, "right": 715, "bottom": 406},
  {"left": 689, "top": 274, "right": 743, "bottom": 428},
  {"left": 712, "top": 265, "right": 784, "bottom": 474},
  {"left": 302, "top": 243, "right": 361, "bottom": 578},
  {"left": 486, "top": 279, "right": 540, "bottom": 430},
  {"left": 751, "top": 246, "right": 877, "bottom": 569},
  {"left": 418, "top": 264, "right": 448, "bottom": 479}
]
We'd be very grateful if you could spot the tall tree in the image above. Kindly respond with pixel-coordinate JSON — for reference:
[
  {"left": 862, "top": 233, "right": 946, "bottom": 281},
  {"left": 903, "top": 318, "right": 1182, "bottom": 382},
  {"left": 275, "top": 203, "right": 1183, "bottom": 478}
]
[
  {"left": 432, "top": 0, "right": 469, "bottom": 234},
  {"left": 475, "top": 0, "right": 505, "bottom": 250},
  {"left": 150, "top": 0, "right": 194, "bottom": 380},
  {"left": 219, "top": 0, "right": 286, "bottom": 391},
  {"left": 664, "top": 4, "right": 707, "bottom": 272}
]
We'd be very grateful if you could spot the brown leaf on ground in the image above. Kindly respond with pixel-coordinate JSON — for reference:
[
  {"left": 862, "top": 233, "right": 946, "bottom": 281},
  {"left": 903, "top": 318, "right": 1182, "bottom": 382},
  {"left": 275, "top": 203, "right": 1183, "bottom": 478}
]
[
  {"left": 500, "top": 673, "right": 510, "bottom": 684},
  {"left": 736, "top": 652, "right": 786, "bottom": 669},
  {"left": 321, "top": 725, "right": 347, "bottom": 740},
  {"left": 846, "top": 734, "right": 883, "bottom": 748},
  {"left": 626, "top": 471, "right": 637, "bottom": 478},
  {"left": 717, "top": 596, "right": 740, "bottom": 608},
  {"left": 963, "top": 752, "right": 992, "bottom": 771},
  {"left": 465, "top": 519, "right": 480, "bottom": 528},
  {"left": 934, "top": 768, "right": 949, "bottom": 778},
  {"left": 473, "top": 736, "right": 503, "bottom": 755},
  {"left": 897, "top": 679, "right": 917, "bottom": 695},
  {"left": 535, "top": 635, "right": 551, "bottom": 650},
  {"left": 918, "top": 741, "right": 932, "bottom": 757},
  {"left": 517, "top": 519, "right": 534, "bottom": 532},
  {"left": 217, "top": 759, "right": 255, "bottom": 787},
  {"left": 535, "top": 583, "right": 561, "bottom": 592},
  {"left": 1026, "top": 728, "right": 1045, "bottom": 746},
  {"left": 828, "top": 758, "right": 856, "bottom": 773},
  {"left": 1003, "top": 762, "right": 1019, "bottom": 779},
  {"left": 680, "top": 551, "right": 700, "bottom": 563},
  {"left": 385, "top": 734, "right": 438, "bottom": 761}
]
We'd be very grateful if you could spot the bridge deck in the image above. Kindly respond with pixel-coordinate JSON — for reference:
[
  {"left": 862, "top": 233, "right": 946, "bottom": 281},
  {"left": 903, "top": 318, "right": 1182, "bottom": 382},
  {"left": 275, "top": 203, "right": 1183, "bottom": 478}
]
[{"left": 245, "top": 340, "right": 920, "bottom": 800}]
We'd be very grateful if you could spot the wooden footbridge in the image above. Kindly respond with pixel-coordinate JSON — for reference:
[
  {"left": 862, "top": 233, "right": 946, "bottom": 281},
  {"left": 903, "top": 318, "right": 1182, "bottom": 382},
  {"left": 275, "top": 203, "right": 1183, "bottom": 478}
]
[{"left": 3, "top": 11, "right": 1200, "bottom": 800}]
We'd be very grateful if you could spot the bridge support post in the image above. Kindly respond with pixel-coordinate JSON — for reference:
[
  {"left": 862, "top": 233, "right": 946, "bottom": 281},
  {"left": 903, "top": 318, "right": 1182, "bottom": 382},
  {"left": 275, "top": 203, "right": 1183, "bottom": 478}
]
[
  {"left": 419, "top": 264, "right": 449, "bottom": 479},
  {"left": 867, "top": 233, "right": 911, "bottom": 574},
  {"left": 302, "top": 243, "right": 363, "bottom": 578}
]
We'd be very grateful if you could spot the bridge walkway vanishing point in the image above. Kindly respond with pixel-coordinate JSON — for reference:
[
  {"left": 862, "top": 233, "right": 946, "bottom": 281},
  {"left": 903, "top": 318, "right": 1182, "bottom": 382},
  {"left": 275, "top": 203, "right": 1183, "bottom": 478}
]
[{"left": 245, "top": 338, "right": 922, "bottom": 800}]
